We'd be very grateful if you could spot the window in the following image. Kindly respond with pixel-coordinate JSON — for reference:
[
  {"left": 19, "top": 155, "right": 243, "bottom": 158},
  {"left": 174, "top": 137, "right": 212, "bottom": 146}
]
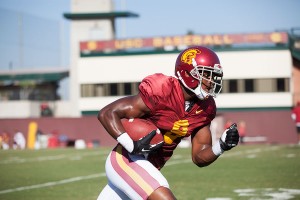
[
  {"left": 124, "top": 83, "right": 132, "bottom": 95},
  {"left": 81, "top": 84, "right": 93, "bottom": 97},
  {"left": 276, "top": 78, "right": 285, "bottom": 92},
  {"left": 229, "top": 80, "right": 238, "bottom": 93},
  {"left": 220, "top": 80, "right": 228, "bottom": 93},
  {"left": 95, "top": 84, "right": 105, "bottom": 96},
  {"left": 245, "top": 79, "right": 254, "bottom": 92},
  {"left": 110, "top": 83, "right": 118, "bottom": 96},
  {"left": 79, "top": 78, "right": 290, "bottom": 97}
]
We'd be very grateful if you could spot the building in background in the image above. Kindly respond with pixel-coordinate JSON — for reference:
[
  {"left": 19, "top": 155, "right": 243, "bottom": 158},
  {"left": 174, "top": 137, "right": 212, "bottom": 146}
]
[{"left": 0, "top": 0, "right": 300, "bottom": 145}]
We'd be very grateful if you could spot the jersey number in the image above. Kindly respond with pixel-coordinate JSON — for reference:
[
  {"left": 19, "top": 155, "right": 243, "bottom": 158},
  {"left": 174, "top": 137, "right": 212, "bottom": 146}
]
[{"left": 164, "top": 120, "right": 189, "bottom": 144}]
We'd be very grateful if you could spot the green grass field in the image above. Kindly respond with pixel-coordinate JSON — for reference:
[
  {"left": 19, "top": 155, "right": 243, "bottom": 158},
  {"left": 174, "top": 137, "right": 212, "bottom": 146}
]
[{"left": 0, "top": 144, "right": 300, "bottom": 200}]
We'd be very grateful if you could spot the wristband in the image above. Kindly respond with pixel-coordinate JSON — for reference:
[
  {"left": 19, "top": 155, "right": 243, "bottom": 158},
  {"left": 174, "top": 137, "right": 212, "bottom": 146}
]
[
  {"left": 212, "top": 140, "right": 224, "bottom": 156},
  {"left": 117, "top": 132, "right": 134, "bottom": 153}
]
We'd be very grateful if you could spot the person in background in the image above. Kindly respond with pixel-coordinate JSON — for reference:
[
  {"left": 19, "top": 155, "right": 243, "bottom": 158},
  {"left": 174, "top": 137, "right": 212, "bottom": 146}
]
[
  {"left": 238, "top": 121, "right": 246, "bottom": 144},
  {"left": 291, "top": 101, "right": 300, "bottom": 145},
  {"left": 13, "top": 129, "right": 26, "bottom": 150},
  {"left": 1, "top": 131, "right": 10, "bottom": 150},
  {"left": 40, "top": 103, "right": 53, "bottom": 117},
  {"left": 0, "top": 134, "right": 3, "bottom": 149},
  {"left": 224, "top": 120, "right": 233, "bottom": 129},
  {"left": 97, "top": 46, "right": 240, "bottom": 200}
]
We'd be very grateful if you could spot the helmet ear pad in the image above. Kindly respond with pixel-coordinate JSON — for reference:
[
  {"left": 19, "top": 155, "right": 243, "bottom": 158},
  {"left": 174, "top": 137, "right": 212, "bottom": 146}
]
[{"left": 178, "top": 70, "right": 199, "bottom": 89}]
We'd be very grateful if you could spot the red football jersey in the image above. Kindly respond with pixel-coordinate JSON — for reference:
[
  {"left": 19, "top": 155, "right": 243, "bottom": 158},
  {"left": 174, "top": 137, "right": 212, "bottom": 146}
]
[
  {"left": 292, "top": 104, "right": 300, "bottom": 124},
  {"left": 139, "top": 73, "right": 216, "bottom": 169}
]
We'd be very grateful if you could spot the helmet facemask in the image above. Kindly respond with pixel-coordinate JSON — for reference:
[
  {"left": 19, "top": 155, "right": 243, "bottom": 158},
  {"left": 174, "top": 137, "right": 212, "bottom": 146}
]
[{"left": 178, "top": 58, "right": 223, "bottom": 100}]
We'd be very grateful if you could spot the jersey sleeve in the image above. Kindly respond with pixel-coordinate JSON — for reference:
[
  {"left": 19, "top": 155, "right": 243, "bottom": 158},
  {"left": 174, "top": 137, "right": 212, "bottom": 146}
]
[{"left": 138, "top": 73, "right": 173, "bottom": 113}]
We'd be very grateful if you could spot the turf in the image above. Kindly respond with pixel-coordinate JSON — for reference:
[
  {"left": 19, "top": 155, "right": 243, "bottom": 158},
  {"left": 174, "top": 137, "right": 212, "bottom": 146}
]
[{"left": 0, "top": 144, "right": 299, "bottom": 200}]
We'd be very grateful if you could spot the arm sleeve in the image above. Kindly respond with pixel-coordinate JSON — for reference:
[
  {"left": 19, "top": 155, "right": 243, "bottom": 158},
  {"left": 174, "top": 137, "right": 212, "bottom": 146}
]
[{"left": 139, "top": 73, "right": 172, "bottom": 113}]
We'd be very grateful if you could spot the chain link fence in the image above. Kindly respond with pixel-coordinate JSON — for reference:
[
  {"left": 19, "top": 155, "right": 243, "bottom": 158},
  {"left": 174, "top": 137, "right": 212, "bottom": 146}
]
[{"left": 0, "top": 8, "right": 68, "bottom": 70}]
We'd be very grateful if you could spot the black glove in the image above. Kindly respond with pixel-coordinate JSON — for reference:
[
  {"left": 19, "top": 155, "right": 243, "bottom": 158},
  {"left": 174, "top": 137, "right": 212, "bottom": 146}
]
[
  {"left": 132, "top": 130, "right": 164, "bottom": 155},
  {"left": 219, "top": 123, "right": 239, "bottom": 151}
]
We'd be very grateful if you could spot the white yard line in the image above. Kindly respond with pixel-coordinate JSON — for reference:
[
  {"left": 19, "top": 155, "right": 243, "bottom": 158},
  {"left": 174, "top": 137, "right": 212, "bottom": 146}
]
[
  {"left": 0, "top": 173, "right": 106, "bottom": 194},
  {"left": 0, "top": 150, "right": 109, "bottom": 164}
]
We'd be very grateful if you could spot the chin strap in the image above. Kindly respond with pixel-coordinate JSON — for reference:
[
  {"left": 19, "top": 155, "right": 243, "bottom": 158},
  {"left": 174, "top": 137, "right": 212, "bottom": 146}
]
[{"left": 194, "top": 84, "right": 209, "bottom": 100}]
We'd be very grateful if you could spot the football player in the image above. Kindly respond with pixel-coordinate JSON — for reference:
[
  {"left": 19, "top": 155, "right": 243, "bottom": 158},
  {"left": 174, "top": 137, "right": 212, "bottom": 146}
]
[
  {"left": 97, "top": 46, "right": 239, "bottom": 200},
  {"left": 291, "top": 101, "right": 300, "bottom": 144}
]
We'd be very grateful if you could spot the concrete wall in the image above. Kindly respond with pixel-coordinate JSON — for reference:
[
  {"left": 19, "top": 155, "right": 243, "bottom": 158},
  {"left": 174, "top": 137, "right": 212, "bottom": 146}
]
[
  {"left": 0, "top": 110, "right": 297, "bottom": 148},
  {"left": 220, "top": 110, "right": 297, "bottom": 144},
  {"left": 0, "top": 100, "right": 74, "bottom": 118},
  {"left": 0, "top": 116, "right": 116, "bottom": 147},
  {"left": 78, "top": 50, "right": 291, "bottom": 84},
  {"left": 0, "top": 101, "right": 40, "bottom": 118},
  {"left": 68, "top": 0, "right": 115, "bottom": 117}
]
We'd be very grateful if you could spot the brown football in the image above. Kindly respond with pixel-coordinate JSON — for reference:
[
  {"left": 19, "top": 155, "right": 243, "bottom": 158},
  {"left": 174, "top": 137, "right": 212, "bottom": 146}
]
[{"left": 121, "top": 118, "right": 163, "bottom": 145}]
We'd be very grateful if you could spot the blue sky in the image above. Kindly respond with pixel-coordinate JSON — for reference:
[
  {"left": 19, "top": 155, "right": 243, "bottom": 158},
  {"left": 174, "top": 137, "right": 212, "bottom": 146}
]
[
  {"left": 0, "top": 0, "right": 299, "bottom": 99},
  {"left": 0, "top": 0, "right": 300, "bottom": 69},
  {"left": 116, "top": 0, "right": 300, "bottom": 38},
  {"left": 1, "top": 0, "right": 299, "bottom": 38},
  {"left": 0, "top": 0, "right": 299, "bottom": 67}
]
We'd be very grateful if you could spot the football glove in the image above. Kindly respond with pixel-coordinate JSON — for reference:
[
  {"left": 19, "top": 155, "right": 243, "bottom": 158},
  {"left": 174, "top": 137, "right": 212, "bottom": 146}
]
[
  {"left": 117, "top": 130, "right": 163, "bottom": 155},
  {"left": 219, "top": 123, "right": 240, "bottom": 151},
  {"left": 132, "top": 130, "right": 164, "bottom": 155}
]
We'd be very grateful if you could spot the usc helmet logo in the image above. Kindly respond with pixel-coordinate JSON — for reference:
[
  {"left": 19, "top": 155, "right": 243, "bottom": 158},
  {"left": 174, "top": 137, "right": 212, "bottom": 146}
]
[{"left": 181, "top": 49, "right": 201, "bottom": 65}]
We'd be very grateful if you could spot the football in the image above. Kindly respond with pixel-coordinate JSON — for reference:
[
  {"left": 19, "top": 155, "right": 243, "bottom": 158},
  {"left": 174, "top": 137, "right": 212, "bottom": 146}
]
[{"left": 121, "top": 118, "right": 163, "bottom": 145}]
